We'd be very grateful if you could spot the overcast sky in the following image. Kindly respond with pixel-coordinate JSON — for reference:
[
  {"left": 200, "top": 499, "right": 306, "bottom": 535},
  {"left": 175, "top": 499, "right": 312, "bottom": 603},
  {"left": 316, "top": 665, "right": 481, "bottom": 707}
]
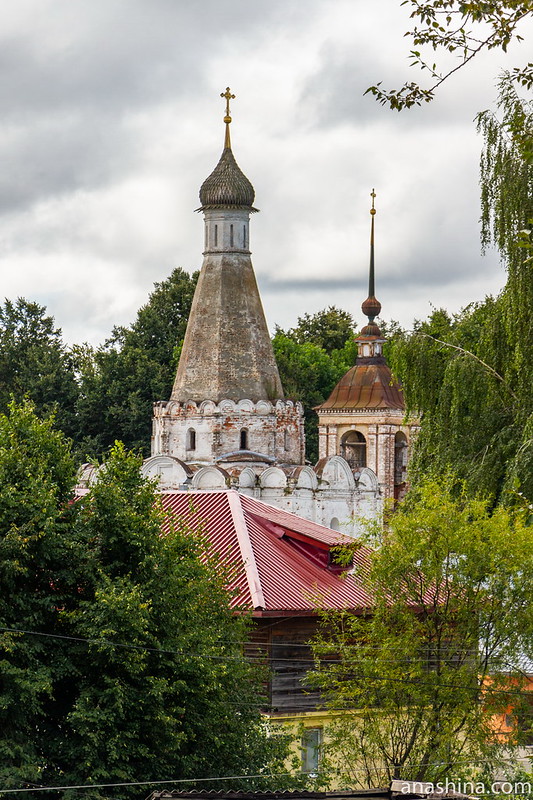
[{"left": 0, "top": 0, "right": 529, "bottom": 346}]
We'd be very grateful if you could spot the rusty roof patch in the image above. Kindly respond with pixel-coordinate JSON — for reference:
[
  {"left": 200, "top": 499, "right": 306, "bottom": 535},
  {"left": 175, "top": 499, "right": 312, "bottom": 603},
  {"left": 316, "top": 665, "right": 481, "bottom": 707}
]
[{"left": 317, "top": 357, "right": 404, "bottom": 412}]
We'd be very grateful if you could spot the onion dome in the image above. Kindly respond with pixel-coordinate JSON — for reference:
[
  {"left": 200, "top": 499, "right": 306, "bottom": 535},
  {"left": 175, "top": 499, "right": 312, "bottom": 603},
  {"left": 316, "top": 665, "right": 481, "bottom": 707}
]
[
  {"left": 197, "top": 87, "right": 258, "bottom": 212},
  {"left": 362, "top": 295, "right": 381, "bottom": 322},
  {"left": 199, "top": 147, "right": 257, "bottom": 210}
]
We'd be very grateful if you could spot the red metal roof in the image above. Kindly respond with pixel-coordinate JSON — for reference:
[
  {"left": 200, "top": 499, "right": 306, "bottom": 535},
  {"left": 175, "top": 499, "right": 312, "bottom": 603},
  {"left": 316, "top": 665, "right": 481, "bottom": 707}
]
[
  {"left": 317, "top": 358, "right": 404, "bottom": 412},
  {"left": 159, "top": 490, "right": 374, "bottom": 615}
]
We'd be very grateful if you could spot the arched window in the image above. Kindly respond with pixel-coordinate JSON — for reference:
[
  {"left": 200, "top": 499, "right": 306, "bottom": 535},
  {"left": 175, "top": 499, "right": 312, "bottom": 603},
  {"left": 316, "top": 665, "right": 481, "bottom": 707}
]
[
  {"left": 240, "top": 429, "right": 248, "bottom": 450},
  {"left": 186, "top": 428, "right": 196, "bottom": 451},
  {"left": 394, "top": 431, "right": 408, "bottom": 485},
  {"left": 340, "top": 431, "right": 366, "bottom": 469},
  {"left": 329, "top": 517, "right": 340, "bottom": 532}
]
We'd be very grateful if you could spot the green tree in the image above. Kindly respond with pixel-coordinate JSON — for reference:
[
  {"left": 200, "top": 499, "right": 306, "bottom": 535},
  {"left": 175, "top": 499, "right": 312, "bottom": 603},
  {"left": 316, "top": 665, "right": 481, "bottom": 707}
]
[
  {"left": 308, "top": 477, "right": 533, "bottom": 788},
  {"left": 388, "top": 81, "right": 533, "bottom": 504},
  {"left": 272, "top": 329, "right": 353, "bottom": 463},
  {"left": 0, "top": 297, "right": 79, "bottom": 438},
  {"left": 0, "top": 402, "right": 296, "bottom": 799},
  {"left": 286, "top": 306, "right": 356, "bottom": 353},
  {"left": 74, "top": 268, "right": 198, "bottom": 458},
  {"left": 366, "top": 1, "right": 533, "bottom": 110}
]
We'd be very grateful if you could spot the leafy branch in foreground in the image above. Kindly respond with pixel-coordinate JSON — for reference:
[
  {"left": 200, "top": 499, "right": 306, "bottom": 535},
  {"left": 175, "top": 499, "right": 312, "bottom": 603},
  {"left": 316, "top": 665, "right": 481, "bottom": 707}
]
[
  {"left": 308, "top": 478, "right": 533, "bottom": 788},
  {"left": 365, "top": 2, "right": 533, "bottom": 110},
  {"left": 0, "top": 402, "right": 299, "bottom": 799}
]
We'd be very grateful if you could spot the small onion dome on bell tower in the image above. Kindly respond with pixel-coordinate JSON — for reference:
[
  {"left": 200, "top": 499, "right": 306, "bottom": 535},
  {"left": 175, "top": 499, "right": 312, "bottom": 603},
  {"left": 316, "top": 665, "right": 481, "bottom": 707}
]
[
  {"left": 197, "top": 87, "right": 258, "bottom": 213},
  {"left": 315, "top": 190, "right": 404, "bottom": 412}
]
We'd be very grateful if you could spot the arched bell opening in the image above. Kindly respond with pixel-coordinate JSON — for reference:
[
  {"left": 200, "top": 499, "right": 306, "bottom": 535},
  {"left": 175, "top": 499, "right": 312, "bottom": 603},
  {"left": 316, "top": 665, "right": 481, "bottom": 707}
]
[
  {"left": 340, "top": 430, "right": 366, "bottom": 469},
  {"left": 394, "top": 431, "right": 408, "bottom": 486}
]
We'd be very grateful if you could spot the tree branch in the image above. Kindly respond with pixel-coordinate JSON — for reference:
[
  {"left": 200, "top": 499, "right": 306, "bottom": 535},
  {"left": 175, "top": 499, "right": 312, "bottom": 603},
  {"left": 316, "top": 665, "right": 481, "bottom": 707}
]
[{"left": 417, "top": 332, "right": 519, "bottom": 401}]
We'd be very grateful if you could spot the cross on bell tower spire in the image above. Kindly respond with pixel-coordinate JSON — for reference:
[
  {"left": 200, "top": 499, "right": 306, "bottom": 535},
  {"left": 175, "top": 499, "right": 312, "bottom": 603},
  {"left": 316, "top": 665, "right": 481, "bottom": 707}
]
[{"left": 221, "top": 87, "right": 235, "bottom": 149}]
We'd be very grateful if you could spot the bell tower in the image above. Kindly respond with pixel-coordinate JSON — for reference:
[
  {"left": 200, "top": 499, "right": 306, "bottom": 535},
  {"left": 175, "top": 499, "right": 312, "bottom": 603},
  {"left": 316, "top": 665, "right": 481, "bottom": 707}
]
[
  {"left": 315, "top": 192, "right": 418, "bottom": 501},
  {"left": 152, "top": 89, "right": 305, "bottom": 467}
]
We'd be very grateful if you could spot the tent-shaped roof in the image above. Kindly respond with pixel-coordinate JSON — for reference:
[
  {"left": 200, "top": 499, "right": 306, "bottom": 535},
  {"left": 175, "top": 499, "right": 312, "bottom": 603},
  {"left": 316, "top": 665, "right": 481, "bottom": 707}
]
[
  {"left": 317, "top": 356, "right": 404, "bottom": 412},
  {"left": 160, "top": 490, "right": 374, "bottom": 616}
]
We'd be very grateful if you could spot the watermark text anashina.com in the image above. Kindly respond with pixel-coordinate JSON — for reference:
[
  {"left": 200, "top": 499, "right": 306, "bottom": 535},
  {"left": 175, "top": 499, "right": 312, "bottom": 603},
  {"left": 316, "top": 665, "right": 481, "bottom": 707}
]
[{"left": 397, "top": 779, "right": 532, "bottom": 796}]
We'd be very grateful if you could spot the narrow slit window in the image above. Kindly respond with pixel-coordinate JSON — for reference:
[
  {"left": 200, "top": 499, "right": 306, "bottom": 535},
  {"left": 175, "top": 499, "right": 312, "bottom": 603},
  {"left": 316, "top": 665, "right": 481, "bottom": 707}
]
[
  {"left": 243, "top": 224, "right": 247, "bottom": 248},
  {"left": 240, "top": 429, "right": 248, "bottom": 450},
  {"left": 214, "top": 225, "right": 218, "bottom": 247},
  {"left": 186, "top": 428, "right": 196, "bottom": 451},
  {"left": 230, "top": 224, "right": 234, "bottom": 247}
]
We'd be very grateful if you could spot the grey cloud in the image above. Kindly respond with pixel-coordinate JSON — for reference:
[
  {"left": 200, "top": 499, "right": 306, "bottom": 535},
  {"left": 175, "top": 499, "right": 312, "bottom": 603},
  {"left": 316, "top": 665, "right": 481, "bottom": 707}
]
[{"left": 0, "top": 0, "right": 292, "bottom": 122}]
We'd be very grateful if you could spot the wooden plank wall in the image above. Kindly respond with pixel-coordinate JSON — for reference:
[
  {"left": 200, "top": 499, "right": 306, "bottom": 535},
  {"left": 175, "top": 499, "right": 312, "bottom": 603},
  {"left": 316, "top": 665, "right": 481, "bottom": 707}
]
[{"left": 249, "top": 617, "right": 324, "bottom": 714}]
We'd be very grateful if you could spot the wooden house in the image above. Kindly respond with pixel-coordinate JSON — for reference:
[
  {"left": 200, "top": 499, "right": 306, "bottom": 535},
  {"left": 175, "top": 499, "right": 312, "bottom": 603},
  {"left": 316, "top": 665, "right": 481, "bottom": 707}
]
[{"left": 159, "top": 489, "right": 374, "bottom": 738}]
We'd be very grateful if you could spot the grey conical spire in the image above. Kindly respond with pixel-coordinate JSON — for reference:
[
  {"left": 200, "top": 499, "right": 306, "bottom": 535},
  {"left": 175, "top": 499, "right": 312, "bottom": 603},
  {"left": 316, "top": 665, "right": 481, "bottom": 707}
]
[{"left": 170, "top": 89, "right": 284, "bottom": 404}]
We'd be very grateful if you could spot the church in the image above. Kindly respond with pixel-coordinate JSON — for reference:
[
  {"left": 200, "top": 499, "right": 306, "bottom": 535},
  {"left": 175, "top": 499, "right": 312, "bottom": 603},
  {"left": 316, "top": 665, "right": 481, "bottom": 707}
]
[{"left": 87, "top": 89, "right": 418, "bottom": 535}]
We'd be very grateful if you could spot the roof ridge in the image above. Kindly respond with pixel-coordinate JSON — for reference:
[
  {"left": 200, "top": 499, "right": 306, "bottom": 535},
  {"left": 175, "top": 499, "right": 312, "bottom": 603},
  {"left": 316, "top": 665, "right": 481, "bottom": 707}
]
[
  {"left": 227, "top": 491, "right": 265, "bottom": 610},
  {"left": 239, "top": 493, "right": 352, "bottom": 544}
]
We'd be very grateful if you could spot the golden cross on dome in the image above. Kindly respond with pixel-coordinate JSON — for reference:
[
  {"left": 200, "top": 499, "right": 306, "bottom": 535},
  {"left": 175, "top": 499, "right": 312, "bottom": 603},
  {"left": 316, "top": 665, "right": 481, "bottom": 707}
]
[
  {"left": 370, "top": 188, "right": 376, "bottom": 215},
  {"left": 221, "top": 87, "right": 235, "bottom": 148},
  {"left": 221, "top": 87, "right": 235, "bottom": 121}
]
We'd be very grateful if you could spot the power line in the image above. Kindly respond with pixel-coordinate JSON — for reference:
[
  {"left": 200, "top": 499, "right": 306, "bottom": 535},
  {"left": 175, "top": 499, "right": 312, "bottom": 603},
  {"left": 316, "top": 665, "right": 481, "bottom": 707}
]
[
  {"left": 0, "top": 626, "right": 516, "bottom": 663},
  {"left": 0, "top": 755, "right": 528, "bottom": 795},
  {"left": 0, "top": 772, "right": 297, "bottom": 795},
  {"left": 0, "top": 627, "right": 530, "bottom": 698}
]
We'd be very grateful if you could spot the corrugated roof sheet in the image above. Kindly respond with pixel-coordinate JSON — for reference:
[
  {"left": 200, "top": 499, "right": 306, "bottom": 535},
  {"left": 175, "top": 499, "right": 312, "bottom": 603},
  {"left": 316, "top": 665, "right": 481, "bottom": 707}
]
[
  {"left": 159, "top": 491, "right": 374, "bottom": 615},
  {"left": 317, "top": 358, "right": 404, "bottom": 412}
]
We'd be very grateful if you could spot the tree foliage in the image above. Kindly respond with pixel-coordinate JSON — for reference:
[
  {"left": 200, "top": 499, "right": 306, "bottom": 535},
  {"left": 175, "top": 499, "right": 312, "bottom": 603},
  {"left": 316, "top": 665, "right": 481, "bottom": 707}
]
[
  {"left": 308, "top": 477, "right": 533, "bottom": 788},
  {"left": 284, "top": 306, "right": 356, "bottom": 353},
  {"left": 273, "top": 309, "right": 357, "bottom": 462},
  {"left": 0, "top": 297, "right": 78, "bottom": 438},
  {"left": 388, "top": 80, "right": 533, "bottom": 504},
  {"left": 366, "top": 1, "right": 533, "bottom": 110},
  {"left": 74, "top": 267, "right": 198, "bottom": 459},
  {"left": 0, "top": 402, "right": 296, "bottom": 799}
]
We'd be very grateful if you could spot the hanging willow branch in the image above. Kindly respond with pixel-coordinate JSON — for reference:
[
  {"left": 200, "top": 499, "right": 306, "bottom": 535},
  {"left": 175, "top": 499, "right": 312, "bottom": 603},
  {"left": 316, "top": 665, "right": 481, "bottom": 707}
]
[{"left": 417, "top": 332, "right": 519, "bottom": 401}]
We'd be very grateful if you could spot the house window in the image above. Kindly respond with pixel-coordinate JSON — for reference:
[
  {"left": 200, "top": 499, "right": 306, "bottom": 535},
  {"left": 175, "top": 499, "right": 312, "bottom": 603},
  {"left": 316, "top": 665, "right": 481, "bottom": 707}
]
[
  {"left": 240, "top": 429, "right": 248, "bottom": 450},
  {"left": 301, "top": 728, "right": 322, "bottom": 774},
  {"left": 517, "top": 696, "right": 533, "bottom": 746},
  {"left": 186, "top": 428, "right": 196, "bottom": 451},
  {"left": 340, "top": 431, "right": 366, "bottom": 469}
]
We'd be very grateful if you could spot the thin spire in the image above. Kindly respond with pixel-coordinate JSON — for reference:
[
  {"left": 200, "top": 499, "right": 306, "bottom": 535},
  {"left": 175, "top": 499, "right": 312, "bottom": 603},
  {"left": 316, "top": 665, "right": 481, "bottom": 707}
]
[
  {"left": 369, "top": 188, "right": 376, "bottom": 298},
  {"left": 221, "top": 86, "right": 235, "bottom": 149},
  {"left": 361, "top": 188, "right": 382, "bottom": 328}
]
